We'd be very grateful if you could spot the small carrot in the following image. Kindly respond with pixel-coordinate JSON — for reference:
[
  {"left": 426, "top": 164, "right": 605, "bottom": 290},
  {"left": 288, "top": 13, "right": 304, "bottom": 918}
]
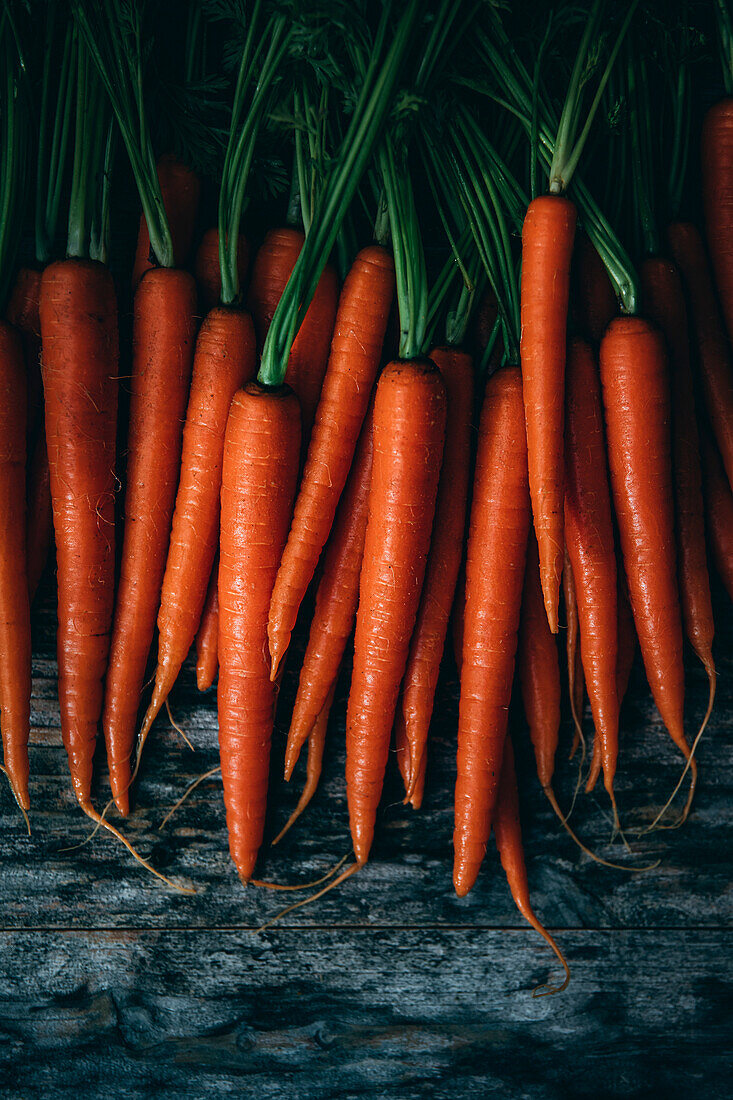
[
  {"left": 572, "top": 232, "right": 617, "bottom": 345},
  {"left": 273, "top": 683, "right": 336, "bottom": 846},
  {"left": 0, "top": 321, "right": 31, "bottom": 809},
  {"left": 195, "top": 228, "right": 249, "bottom": 313},
  {"left": 701, "top": 434, "right": 733, "bottom": 602},
  {"left": 563, "top": 552, "right": 585, "bottom": 759},
  {"left": 701, "top": 98, "right": 733, "bottom": 349},
  {"left": 195, "top": 558, "right": 219, "bottom": 693},
  {"left": 268, "top": 245, "right": 394, "bottom": 677},
  {"left": 218, "top": 382, "right": 301, "bottom": 882},
  {"left": 132, "top": 154, "right": 201, "bottom": 289},
  {"left": 283, "top": 405, "right": 374, "bottom": 781},
  {"left": 616, "top": 573, "right": 636, "bottom": 708},
  {"left": 346, "top": 360, "right": 446, "bottom": 866},
  {"left": 25, "top": 425, "right": 53, "bottom": 602},
  {"left": 520, "top": 194, "right": 577, "bottom": 633},
  {"left": 395, "top": 345, "right": 473, "bottom": 803},
  {"left": 454, "top": 366, "right": 530, "bottom": 897}
]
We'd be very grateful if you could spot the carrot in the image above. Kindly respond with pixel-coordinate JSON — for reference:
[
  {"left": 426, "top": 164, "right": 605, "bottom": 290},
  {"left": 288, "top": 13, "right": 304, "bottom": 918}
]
[
  {"left": 39, "top": 258, "right": 119, "bottom": 810},
  {"left": 493, "top": 737, "right": 570, "bottom": 995},
  {"left": 394, "top": 345, "right": 473, "bottom": 803},
  {"left": 454, "top": 366, "right": 530, "bottom": 897},
  {"left": 563, "top": 552, "right": 585, "bottom": 758},
  {"left": 0, "top": 321, "right": 31, "bottom": 809},
  {"left": 701, "top": 98, "right": 733, "bottom": 349},
  {"left": 267, "top": 245, "right": 394, "bottom": 676},
  {"left": 701, "top": 434, "right": 733, "bottom": 602},
  {"left": 283, "top": 404, "right": 374, "bottom": 781},
  {"left": 195, "top": 558, "right": 219, "bottom": 692},
  {"left": 218, "top": 382, "right": 301, "bottom": 882},
  {"left": 131, "top": 154, "right": 201, "bottom": 289},
  {"left": 273, "top": 683, "right": 336, "bottom": 846},
  {"left": 347, "top": 360, "right": 446, "bottom": 866},
  {"left": 135, "top": 306, "right": 257, "bottom": 786},
  {"left": 25, "top": 424, "right": 53, "bottom": 602},
  {"left": 564, "top": 336, "right": 619, "bottom": 810},
  {"left": 667, "top": 222, "right": 733, "bottom": 492},
  {"left": 247, "top": 227, "right": 339, "bottom": 444},
  {"left": 641, "top": 257, "right": 716, "bottom": 708},
  {"left": 195, "top": 228, "right": 249, "bottom": 313},
  {"left": 520, "top": 194, "right": 577, "bottom": 634},
  {"left": 599, "top": 317, "right": 695, "bottom": 802},
  {"left": 616, "top": 573, "right": 636, "bottom": 707},
  {"left": 517, "top": 531, "right": 561, "bottom": 793},
  {"left": 572, "top": 232, "right": 617, "bottom": 345},
  {"left": 451, "top": 561, "right": 466, "bottom": 672},
  {"left": 102, "top": 268, "right": 197, "bottom": 815},
  {"left": 6, "top": 266, "right": 43, "bottom": 436}
]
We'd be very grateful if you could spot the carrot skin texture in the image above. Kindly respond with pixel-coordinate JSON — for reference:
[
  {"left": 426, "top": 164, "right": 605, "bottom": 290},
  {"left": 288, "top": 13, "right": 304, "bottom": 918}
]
[
  {"left": 572, "top": 232, "right": 617, "bottom": 345},
  {"left": 599, "top": 317, "right": 688, "bottom": 757},
  {"left": 103, "top": 268, "right": 197, "bottom": 814},
  {"left": 641, "top": 258, "right": 715, "bottom": 680},
  {"left": 139, "top": 307, "right": 257, "bottom": 746},
  {"left": 195, "top": 228, "right": 249, "bottom": 312},
  {"left": 396, "top": 346, "right": 473, "bottom": 800},
  {"left": 564, "top": 337, "right": 619, "bottom": 796},
  {"left": 701, "top": 99, "right": 733, "bottom": 350},
  {"left": 701, "top": 435, "right": 733, "bottom": 601},
  {"left": 563, "top": 552, "right": 585, "bottom": 755},
  {"left": 346, "top": 360, "right": 446, "bottom": 866},
  {"left": 284, "top": 407, "right": 374, "bottom": 780},
  {"left": 0, "top": 322, "right": 31, "bottom": 807},
  {"left": 454, "top": 366, "right": 530, "bottom": 897},
  {"left": 667, "top": 222, "right": 733, "bottom": 492},
  {"left": 132, "top": 155, "right": 201, "bottom": 289},
  {"left": 218, "top": 383, "right": 301, "bottom": 882},
  {"left": 247, "top": 227, "right": 339, "bottom": 443},
  {"left": 520, "top": 195, "right": 577, "bottom": 633},
  {"left": 40, "top": 259, "right": 119, "bottom": 808},
  {"left": 517, "top": 532, "right": 560, "bottom": 791},
  {"left": 268, "top": 246, "right": 394, "bottom": 675},
  {"left": 196, "top": 558, "right": 219, "bottom": 692}
]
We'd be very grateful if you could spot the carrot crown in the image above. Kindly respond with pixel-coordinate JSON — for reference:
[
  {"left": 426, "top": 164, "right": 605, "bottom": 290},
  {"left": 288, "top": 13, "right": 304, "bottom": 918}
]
[{"left": 0, "top": 6, "right": 29, "bottom": 313}]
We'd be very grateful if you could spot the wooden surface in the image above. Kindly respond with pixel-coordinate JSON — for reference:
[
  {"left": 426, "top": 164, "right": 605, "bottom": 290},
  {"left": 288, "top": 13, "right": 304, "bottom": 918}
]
[{"left": 1, "top": 573, "right": 731, "bottom": 1098}]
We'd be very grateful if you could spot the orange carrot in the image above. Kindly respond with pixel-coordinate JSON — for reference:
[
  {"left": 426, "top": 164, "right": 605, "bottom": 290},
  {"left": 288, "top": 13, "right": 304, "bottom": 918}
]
[
  {"left": 493, "top": 737, "right": 570, "bottom": 994},
  {"left": 195, "top": 228, "right": 249, "bottom": 313},
  {"left": 572, "top": 232, "right": 617, "bottom": 345},
  {"left": 564, "top": 336, "right": 619, "bottom": 808},
  {"left": 616, "top": 573, "right": 636, "bottom": 707},
  {"left": 701, "top": 434, "right": 733, "bottom": 602},
  {"left": 599, "top": 317, "right": 694, "bottom": 786},
  {"left": 218, "top": 382, "right": 301, "bottom": 882},
  {"left": 563, "top": 552, "right": 585, "bottom": 757},
  {"left": 247, "top": 227, "right": 339, "bottom": 444},
  {"left": 274, "top": 683, "right": 336, "bottom": 845},
  {"left": 26, "top": 424, "right": 53, "bottom": 601},
  {"left": 667, "top": 222, "right": 733, "bottom": 492},
  {"left": 520, "top": 195, "right": 577, "bottom": 633},
  {"left": 451, "top": 561, "right": 466, "bottom": 672},
  {"left": 284, "top": 405, "right": 374, "bottom": 780},
  {"left": 347, "top": 360, "right": 446, "bottom": 866},
  {"left": 103, "top": 268, "right": 197, "bottom": 815},
  {"left": 641, "top": 257, "right": 716, "bottom": 704},
  {"left": 195, "top": 558, "right": 219, "bottom": 692},
  {"left": 454, "top": 366, "right": 530, "bottom": 897},
  {"left": 394, "top": 346, "right": 473, "bottom": 803},
  {"left": 132, "top": 155, "right": 201, "bottom": 289},
  {"left": 0, "top": 321, "right": 31, "bottom": 808},
  {"left": 701, "top": 98, "right": 733, "bottom": 348},
  {"left": 268, "top": 245, "right": 394, "bottom": 676},
  {"left": 39, "top": 258, "right": 119, "bottom": 810},
  {"left": 6, "top": 266, "right": 43, "bottom": 436}
]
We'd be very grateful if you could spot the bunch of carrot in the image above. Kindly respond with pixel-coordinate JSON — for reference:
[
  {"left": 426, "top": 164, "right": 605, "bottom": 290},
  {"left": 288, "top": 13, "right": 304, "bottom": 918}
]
[{"left": 1, "top": 0, "right": 731, "bottom": 993}]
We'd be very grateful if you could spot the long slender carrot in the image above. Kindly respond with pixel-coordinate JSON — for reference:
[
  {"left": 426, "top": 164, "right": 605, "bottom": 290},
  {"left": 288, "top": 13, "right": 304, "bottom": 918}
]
[
  {"left": 641, "top": 257, "right": 716, "bottom": 709},
  {"left": 599, "top": 317, "right": 696, "bottom": 801},
  {"left": 454, "top": 366, "right": 530, "bottom": 897},
  {"left": 572, "top": 232, "right": 617, "bottom": 345},
  {"left": 701, "top": 434, "right": 733, "bottom": 602},
  {"left": 218, "top": 382, "right": 301, "bottom": 882},
  {"left": 564, "top": 336, "right": 619, "bottom": 809},
  {"left": 195, "top": 558, "right": 219, "bottom": 692},
  {"left": 39, "top": 258, "right": 119, "bottom": 810},
  {"left": 493, "top": 737, "right": 570, "bottom": 995},
  {"left": 247, "top": 227, "right": 339, "bottom": 443},
  {"left": 132, "top": 154, "right": 201, "bottom": 289},
  {"left": 616, "top": 573, "right": 636, "bottom": 707},
  {"left": 394, "top": 346, "right": 473, "bottom": 802},
  {"left": 701, "top": 98, "right": 733, "bottom": 349},
  {"left": 195, "top": 228, "right": 249, "bottom": 313},
  {"left": 667, "top": 222, "right": 733, "bottom": 492},
  {"left": 520, "top": 194, "right": 577, "bottom": 633},
  {"left": 0, "top": 321, "right": 31, "bottom": 809},
  {"left": 347, "top": 360, "right": 446, "bottom": 866},
  {"left": 268, "top": 245, "right": 394, "bottom": 676},
  {"left": 563, "top": 552, "right": 585, "bottom": 759},
  {"left": 103, "top": 268, "right": 197, "bottom": 815},
  {"left": 26, "top": 424, "right": 53, "bottom": 601},
  {"left": 135, "top": 307, "right": 257, "bottom": 784},
  {"left": 283, "top": 405, "right": 374, "bottom": 780},
  {"left": 273, "top": 683, "right": 336, "bottom": 846}
]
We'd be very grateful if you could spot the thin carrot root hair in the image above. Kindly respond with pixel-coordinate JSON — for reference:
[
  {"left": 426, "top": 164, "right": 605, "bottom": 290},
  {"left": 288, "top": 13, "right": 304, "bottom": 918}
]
[
  {"left": 165, "top": 698, "right": 195, "bottom": 752},
  {"left": 0, "top": 766, "right": 31, "bottom": 836},
  {"left": 159, "top": 766, "right": 221, "bottom": 831},
  {"left": 527, "top": 916, "right": 571, "bottom": 997},
  {"left": 543, "top": 786, "right": 658, "bottom": 872},
  {"left": 254, "top": 861, "right": 360, "bottom": 933},
  {"left": 252, "top": 853, "right": 350, "bottom": 892}
]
